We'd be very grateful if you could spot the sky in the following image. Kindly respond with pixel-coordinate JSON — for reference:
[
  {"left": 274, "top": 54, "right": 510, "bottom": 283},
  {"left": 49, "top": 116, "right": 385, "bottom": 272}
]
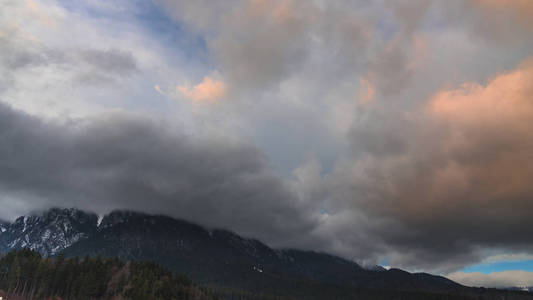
[{"left": 1, "top": 0, "right": 533, "bottom": 289}]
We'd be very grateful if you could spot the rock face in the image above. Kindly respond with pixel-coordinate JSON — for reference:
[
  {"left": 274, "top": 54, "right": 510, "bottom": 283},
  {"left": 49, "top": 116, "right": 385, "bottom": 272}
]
[
  {"left": 0, "top": 208, "right": 98, "bottom": 256},
  {"left": 0, "top": 208, "right": 463, "bottom": 296}
]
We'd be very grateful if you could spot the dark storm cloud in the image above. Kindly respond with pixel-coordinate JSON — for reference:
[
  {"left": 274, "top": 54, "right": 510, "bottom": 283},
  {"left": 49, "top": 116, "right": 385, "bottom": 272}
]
[{"left": 0, "top": 101, "right": 317, "bottom": 245}]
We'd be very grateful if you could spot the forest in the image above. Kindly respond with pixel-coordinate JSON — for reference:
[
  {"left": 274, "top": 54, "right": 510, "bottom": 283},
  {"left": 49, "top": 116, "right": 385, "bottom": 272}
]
[
  {"left": 0, "top": 249, "right": 532, "bottom": 300},
  {"left": 0, "top": 249, "right": 216, "bottom": 300}
]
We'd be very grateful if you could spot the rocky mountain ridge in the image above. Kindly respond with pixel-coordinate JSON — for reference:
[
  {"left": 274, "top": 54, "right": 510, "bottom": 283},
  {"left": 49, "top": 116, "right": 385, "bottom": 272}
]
[{"left": 0, "top": 208, "right": 97, "bottom": 256}]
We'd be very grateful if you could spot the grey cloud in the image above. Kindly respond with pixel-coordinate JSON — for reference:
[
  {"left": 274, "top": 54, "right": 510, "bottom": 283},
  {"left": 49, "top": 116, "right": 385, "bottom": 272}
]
[
  {"left": 210, "top": 0, "right": 315, "bottom": 92},
  {"left": 71, "top": 49, "right": 139, "bottom": 86},
  {"left": 0, "top": 28, "right": 60, "bottom": 93},
  {"left": 153, "top": 0, "right": 237, "bottom": 32},
  {"left": 443, "top": 0, "right": 533, "bottom": 45},
  {"left": 79, "top": 49, "right": 138, "bottom": 75},
  {"left": 0, "top": 23, "right": 139, "bottom": 93},
  {"left": 155, "top": 0, "right": 435, "bottom": 116},
  {"left": 366, "top": 43, "right": 415, "bottom": 96},
  {"left": 157, "top": 0, "right": 378, "bottom": 94},
  {"left": 0, "top": 101, "right": 317, "bottom": 246},
  {"left": 390, "top": 0, "right": 431, "bottom": 35},
  {"left": 0, "top": 28, "right": 54, "bottom": 71}
]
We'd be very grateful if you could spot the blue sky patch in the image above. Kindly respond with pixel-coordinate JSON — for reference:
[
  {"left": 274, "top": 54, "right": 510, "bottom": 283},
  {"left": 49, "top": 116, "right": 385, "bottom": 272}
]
[{"left": 462, "top": 260, "right": 533, "bottom": 274}]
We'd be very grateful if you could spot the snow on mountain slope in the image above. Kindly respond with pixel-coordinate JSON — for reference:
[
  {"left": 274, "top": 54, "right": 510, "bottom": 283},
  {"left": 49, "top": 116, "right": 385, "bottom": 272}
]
[
  {"left": 0, "top": 208, "right": 98, "bottom": 256},
  {"left": 0, "top": 220, "right": 8, "bottom": 233}
]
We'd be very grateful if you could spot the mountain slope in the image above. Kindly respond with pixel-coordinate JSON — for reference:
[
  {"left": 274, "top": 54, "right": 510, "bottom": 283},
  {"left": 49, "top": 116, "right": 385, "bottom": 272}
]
[
  {"left": 62, "top": 210, "right": 462, "bottom": 294},
  {"left": 0, "top": 208, "right": 97, "bottom": 256}
]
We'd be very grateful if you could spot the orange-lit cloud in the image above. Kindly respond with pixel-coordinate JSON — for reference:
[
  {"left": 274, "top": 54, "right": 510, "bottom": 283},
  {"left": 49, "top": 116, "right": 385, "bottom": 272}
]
[
  {"left": 154, "top": 84, "right": 164, "bottom": 96},
  {"left": 474, "top": 0, "right": 533, "bottom": 28},
  {"left": 425, "top": 60, "right": 533, "bottom": 203},
  {"left": 414, "top": 59, "right": 533, "bottom": 211},
  {"left": 178, "top": 76, "right": 226, "bottom": 102},
  {"left": 358, "top": 77, "right": 375, "bottom": 105},
  {"left": 429, "top": 59, "right": 533, "bottom": 130},
  {"left": 335, "top": 58, "right": 533, "bottom": 271}
]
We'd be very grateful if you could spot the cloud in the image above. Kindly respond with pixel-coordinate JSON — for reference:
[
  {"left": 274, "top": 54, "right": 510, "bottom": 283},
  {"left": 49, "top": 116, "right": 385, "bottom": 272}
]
[
  {"left": 357, "top": 77, "right": 375, "bottom": 105},
  {"left": 0, "top": 0, "right": 186, "bottom": 118},
  {"left": 443, "top": 0, "right": 533, "bottom": 45},
  {"left": 153, "top": 0, "right": 236, "bottom": 32},
  {"left": 178, "top": 76, "right": 226, "bottom": 102},
  {"left": 448, "top": 271, "right": 533, "bottom": 288},
  {"left": 314, "top": 57, "right": 533, "bottom": 272},
  {"left": 157, "top": 0, "right": 377, "bottom": 96},
  {"left": 2, "top": 0, "right": 533, "bottom": 275},
  {"left": 0, "top": 101, "right": 317, "bottom": 247},
  {"left": 482, "top": 254, "right": 533, "bottom": 264},
  {"left": 473, "top": 0, "right": 533, "bottom": 30},
  {"left": 79, "top": 49, "right": 138, "bottom": 76}
]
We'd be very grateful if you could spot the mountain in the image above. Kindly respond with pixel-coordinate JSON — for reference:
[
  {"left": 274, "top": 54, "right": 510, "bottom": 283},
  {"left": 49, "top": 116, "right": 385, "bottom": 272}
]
[
  {"left": 1, "top": 208, "right": 532, "bottom": 299},
  {"left": 64, "top": 211, "right": 367, "bottom": 289},
  {"left": 0, "top": 208, "right": 98, "bottom": 256},
  {"left": 62, "top": 210, "right": 464, "bottom": 294}
]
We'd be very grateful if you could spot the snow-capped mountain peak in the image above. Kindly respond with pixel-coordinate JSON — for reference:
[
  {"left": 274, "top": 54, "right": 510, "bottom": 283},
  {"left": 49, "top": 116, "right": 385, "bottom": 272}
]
[{"left": 0, "top": 208, "right": 98, "bottom": 256}]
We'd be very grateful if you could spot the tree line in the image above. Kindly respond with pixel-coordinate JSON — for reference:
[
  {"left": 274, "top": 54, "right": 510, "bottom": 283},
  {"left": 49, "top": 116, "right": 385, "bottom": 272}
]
[
  {"left": 0, "top": 249, "right": 532, "bottom": 300},
  {"left": 0, "top": 249, "right": 218, "bottom": 300}
]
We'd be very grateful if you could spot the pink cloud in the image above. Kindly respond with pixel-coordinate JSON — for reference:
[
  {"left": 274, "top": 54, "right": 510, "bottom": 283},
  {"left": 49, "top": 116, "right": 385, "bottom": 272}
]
[{"left": 178, "top": 76, "right": 226, "bottom": 102}]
